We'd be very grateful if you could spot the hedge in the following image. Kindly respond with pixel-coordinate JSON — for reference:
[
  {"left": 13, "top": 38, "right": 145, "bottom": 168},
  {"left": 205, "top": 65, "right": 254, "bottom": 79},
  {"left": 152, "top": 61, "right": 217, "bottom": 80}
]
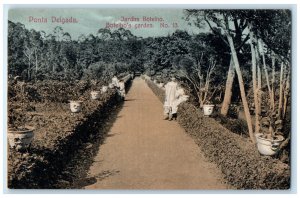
[
  {"left": 145, "top": 78, "right": 290, "bottom": 189},
  {"left": 8, "top": 77, "right": 132, "bottom": 189}
]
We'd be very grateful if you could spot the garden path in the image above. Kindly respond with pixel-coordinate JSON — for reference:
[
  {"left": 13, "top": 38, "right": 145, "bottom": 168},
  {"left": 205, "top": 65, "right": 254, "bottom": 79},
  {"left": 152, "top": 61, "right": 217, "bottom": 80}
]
[{"left": 85, "top": 78, "right": 230, "bottom": 190}]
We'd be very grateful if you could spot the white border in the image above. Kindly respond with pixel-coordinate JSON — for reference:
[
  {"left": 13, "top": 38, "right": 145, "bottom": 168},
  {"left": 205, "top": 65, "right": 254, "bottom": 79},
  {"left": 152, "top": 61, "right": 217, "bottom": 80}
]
[{"left": 1, "top": 1, "right": 299, "bottom": 198}]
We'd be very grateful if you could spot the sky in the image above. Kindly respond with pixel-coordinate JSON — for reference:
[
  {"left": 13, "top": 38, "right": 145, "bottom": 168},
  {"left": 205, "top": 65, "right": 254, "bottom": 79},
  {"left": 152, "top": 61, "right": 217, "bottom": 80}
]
[{"left": 8, "top": 8, "right": 204, "bottom": 39}]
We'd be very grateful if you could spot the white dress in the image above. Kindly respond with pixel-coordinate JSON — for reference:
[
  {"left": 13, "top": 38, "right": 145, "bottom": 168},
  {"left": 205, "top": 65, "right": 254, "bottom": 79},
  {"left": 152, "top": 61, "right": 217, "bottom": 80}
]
[
  {"left": 171, "top": 88, "right": 189, "bottom": 114},
  {"left": 163, "top": 81, "right": 178, "bottom": 115}
]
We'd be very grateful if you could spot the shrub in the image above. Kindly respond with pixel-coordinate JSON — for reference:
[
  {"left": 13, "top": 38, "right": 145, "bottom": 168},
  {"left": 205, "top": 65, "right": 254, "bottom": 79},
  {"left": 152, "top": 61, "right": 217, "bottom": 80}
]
[{"left": 146, "top": 79, "right": 290, "bottom": 189}]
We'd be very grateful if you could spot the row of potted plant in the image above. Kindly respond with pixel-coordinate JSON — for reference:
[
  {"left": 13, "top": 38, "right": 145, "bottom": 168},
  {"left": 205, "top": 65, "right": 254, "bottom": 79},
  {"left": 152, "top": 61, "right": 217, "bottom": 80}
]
[
  {"left": 148, "top": 77, "right": 285, "bottom": 157},
  {"left": 8, "top": 82, "right": 116, "bottom": 151},
  {"left": 69, "top": 85, "right": 109, "bottom": 113},
  {"left": 8, "top": 72, "right": 135, "bottom": 152},
  {"left": 70, "top": 73, "right": 132, "bottom": 113}
]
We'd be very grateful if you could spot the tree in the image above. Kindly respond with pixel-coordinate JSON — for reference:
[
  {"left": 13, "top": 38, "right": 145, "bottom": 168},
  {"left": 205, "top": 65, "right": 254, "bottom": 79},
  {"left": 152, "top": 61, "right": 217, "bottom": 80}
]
[
  {"left": 249, "top": 23, "right": 261, "bottom": 133},
  {"left": 53, "top": 26, "right": 64, "bottom": 42},
  {"left": 28, "top": 29, "right": 43, "bottom": 81},
  {"left": 8, "top": 21, "right": 28, "bottom": 77},
  {"left": 173, "top": 53, "right": 217, "bottom": 108},
  {"left": 23, "top": 41, "right": 34, "bottom": 80},
  {"left": 246, "top": 10, "right": 291, "bottom": 145},
  {"left": 185, "top": 10, "right": 255, "bottom": 142},
  {"left": 97, "top": 28, "right": 111, "bottom": 41},
  {"left": 185, "top": 10, "right": 250, "bottom": 116}
]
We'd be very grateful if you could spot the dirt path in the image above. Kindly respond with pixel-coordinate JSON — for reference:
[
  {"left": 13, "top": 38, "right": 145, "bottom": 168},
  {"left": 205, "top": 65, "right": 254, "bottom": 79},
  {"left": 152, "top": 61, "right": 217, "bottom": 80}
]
[{"left": 85, "top": 78, "right": 230, "bottom": 190}]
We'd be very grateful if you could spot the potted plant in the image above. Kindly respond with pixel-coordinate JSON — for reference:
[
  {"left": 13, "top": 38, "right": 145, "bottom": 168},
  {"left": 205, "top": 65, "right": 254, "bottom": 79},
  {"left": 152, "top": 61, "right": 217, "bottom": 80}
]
[
  {"left": 255, "top": 112, "right": 285, "bottom": 156},
  {"left": 203, "top": 101, "right": 215, "bottom": 116},
  {"left": 69, "top": 100, "right": 83, "bottom": 113},
  {"left": 90, "top": 91, "right": 101, "bottom": 100},
  {"left": 8, "top": 105, "right": 35, "bottom": 151},
  {"left": 7, "top": 82, "right": 35, "bottom": 151},
  {"left": 8, "top": 125, "right": 35, "bottom": 151},
  {"left": 201, "top": 87, "right": 216, "bottom": 117},
  {"left": 101, "top": 85, "right": 108, "bottom": 93},
  {"left": 200, "top": 85, "right": 220, "bottom": 117}
]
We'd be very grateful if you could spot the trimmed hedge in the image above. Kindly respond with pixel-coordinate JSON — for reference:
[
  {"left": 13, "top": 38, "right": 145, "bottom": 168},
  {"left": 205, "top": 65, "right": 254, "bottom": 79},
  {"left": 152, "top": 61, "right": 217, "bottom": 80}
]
[
  {"left": 146, "top": 79, "right": 290, "bottom": 189},
  {"left": 8, "top": 77, "right": 132, "bottom": 189},
  {"left": 8, "top": 90, "right": 120, "bottom": 189}
]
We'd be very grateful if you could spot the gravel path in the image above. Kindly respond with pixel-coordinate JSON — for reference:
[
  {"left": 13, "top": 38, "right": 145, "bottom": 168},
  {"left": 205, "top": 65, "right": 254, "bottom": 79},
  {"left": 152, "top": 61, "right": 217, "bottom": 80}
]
[{"left": 85, "top": 78, "right": 230, "bottom": 190}]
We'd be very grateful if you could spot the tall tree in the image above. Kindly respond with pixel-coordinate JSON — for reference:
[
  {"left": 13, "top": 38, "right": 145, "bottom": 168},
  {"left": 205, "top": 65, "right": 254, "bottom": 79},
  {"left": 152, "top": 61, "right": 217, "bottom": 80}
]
[
  {"left": 185, "top": 10, "right": 250, "bottom": 116},
  {"left": 185, "top": 10, "right": 255, "bottom": 142}
]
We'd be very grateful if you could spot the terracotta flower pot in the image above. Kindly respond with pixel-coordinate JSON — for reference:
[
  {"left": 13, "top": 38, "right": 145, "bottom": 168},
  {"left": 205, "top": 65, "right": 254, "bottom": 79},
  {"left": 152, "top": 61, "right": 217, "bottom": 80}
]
[
  {"left": 203, "top": 104, "right": 214, "bottom": 116},
  {"left": 8, "top": 126, "right": 34, "bottom": 151},
  {"left": 101, "top": 86, "right": 108, "bottom": 93},
  {"left": 69, "top": 100, "right": 83, "bottom": 113},
  {"left": 91, "top": 91, "right": 100, "bottom": 100},
  {"left": 255, "top": 133, "right": 284, "bottom": 156}
]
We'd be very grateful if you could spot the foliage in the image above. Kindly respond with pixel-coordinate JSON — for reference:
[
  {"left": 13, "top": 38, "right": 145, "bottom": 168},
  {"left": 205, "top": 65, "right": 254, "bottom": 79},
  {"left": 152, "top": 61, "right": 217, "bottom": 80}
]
[
  {"left": 147, "top": 78, "right": 290, "bottom": 189},
  {"left": 8, "top": 22, "right": 141, "bottom": 81},
  {"left": 8, "top": 9, "right": 292, "bottom": 186},
  {"left": 8, "top": 80, "right": 36, "bottom": 128},
  {"left": 8, "top": 76, "right": 132, "bottom": 188},
  {"left": 177, "top": 102, "right": 290, "bottom": 189}
]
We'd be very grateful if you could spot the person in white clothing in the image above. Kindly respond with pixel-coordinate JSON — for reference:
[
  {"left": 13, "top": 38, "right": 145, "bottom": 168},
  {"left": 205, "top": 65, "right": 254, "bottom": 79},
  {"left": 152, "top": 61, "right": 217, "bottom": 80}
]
[
  {"left": 163, "top": 77, "right": 178, "bottom": 120},
  {"left": 171, "top": 86, "right": 189, "bottom": 119}
]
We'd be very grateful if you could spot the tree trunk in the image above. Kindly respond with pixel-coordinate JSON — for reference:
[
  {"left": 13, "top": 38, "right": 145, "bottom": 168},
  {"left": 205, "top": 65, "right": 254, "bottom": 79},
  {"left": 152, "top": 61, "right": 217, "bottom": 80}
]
[
  {"left": 198, "top": 92, "right": 204, "bottom": 108},
  {"left": 257, "top": 51, "right": 262, "bottom": 115},
  {"left": 260, "top": 39, "right": 272, "bottom": 109},
  {"left": 249, "top": 30, "right": 260, "bottom": 134},
  {"left": 283, "top": 66, "right": 290, "bottom": 119},
  {"left": 271, "top": 54, "right": 276, "bottom": 111},
  {"left": 28, "top": 57, "right": 31, "bottom": 81},
  {"left": 203, "top": 72, "right": 210, "bottom": 105},
  {"left": 278, "top": 62, "right": 285, "bottom": 119},
  {"left": 221, "top": 56, "right": 235, "bottom": 115},
  {"left": 35, "top": 49, "right": 38, "bottom": 82},
  {"left": 35, "top": 49, "right": 38, "bottom": 74},
  {"left": 226, "top": 34, "right": 255, "bottom": 142}
]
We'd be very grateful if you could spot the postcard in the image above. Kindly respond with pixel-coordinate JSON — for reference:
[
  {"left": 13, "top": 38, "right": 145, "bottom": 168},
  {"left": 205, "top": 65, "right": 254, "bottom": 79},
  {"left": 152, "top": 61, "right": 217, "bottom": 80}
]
[{"left": 5, "top": 5, "right": 293, "bottom": 191}]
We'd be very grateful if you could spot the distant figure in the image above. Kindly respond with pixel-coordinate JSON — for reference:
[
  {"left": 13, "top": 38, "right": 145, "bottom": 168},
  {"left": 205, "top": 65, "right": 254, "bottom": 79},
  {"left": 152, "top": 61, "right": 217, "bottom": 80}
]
[
  {"left": 118, "top": 79, "right": 126, "bottom": 100},
  {"left": 112, "top": 75, "right": 120, "bottom": 88},
  {"left": 163, "top": 77, "right": 178, "bottom": 120}
]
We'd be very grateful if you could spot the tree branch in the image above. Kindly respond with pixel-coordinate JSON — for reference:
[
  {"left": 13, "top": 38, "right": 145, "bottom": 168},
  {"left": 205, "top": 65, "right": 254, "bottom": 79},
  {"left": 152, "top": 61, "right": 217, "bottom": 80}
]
[
  {"left": 204, "top": 18, "right": 229, "bottom": 46},
  {"left": 236, "top": 33, "right": 250, "bottom": 51}
]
